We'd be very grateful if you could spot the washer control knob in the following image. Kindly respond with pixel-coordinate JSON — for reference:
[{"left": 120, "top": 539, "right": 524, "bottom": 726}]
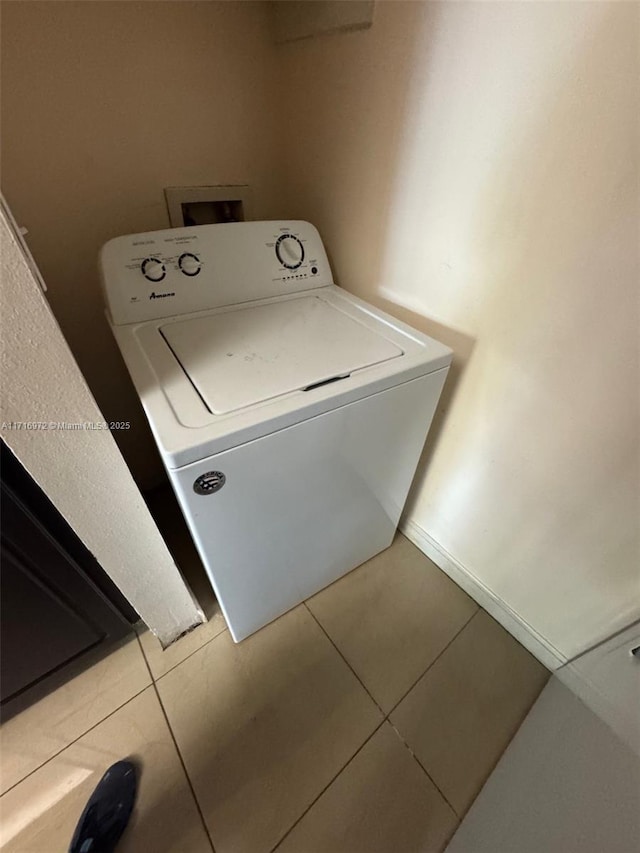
[
  {"left": 179, "top": 252, "right": 201, "bottom": 277},
  {"left": 141, "top": 258, "right": 166, "bottom": 282},
  {"left": 275, "top": 234, "right": 304, "bottom": 270}
]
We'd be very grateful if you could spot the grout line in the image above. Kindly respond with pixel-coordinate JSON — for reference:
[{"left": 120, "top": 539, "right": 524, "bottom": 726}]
[
  {"left": 0, "top": 681, "right": 152, "bottom": 798},
  {"left": 135, "top": 632, "right": 155, "bottom": 683},
  {"left": 382, "top": 608, "right": 481, "bottom": 820},
  {"left": 143, "top": 596, "right": 473, "bottom": 852},
  {"left": 2, "top": 637, "right": 216, "bottom": 850},
  {"left": 138, "top": 621, "right": 228, "bottom": 684},
  {"left": 385, "top": 608, "right": 479, "bottom": 718},
  {"left": 300, "top": 601, "right": 480, "bottom": 826},
  {"left": 303, "top": 602, "right": 386, "bottom": 717},
  {"left": 150, "top": 679, "right": 217, "bottom": 853},
  {"left": 268, "top": 719, "right": 386, "bottom": 853},
  {"left": 388, "top": 719, "right": 461, "bottom": 819},
  {"left": 3, "top": 594, "right": 477, "bottom": 850}
]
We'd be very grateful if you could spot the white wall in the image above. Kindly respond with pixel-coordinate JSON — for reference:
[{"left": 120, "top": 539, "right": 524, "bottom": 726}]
[
  {"left": 277, "top": 1, "right": 640, "bottom": 662},
  {"left": 0, "top": 203, "right": 203, "bottom": 647}
]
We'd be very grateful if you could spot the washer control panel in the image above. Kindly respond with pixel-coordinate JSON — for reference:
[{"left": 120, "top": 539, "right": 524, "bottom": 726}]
[
  {"left": 140, "top": 252, "right": 201, "bottom": 281},
  {"left": 100, "top": 221, "right": 332, "bottom": 325}
]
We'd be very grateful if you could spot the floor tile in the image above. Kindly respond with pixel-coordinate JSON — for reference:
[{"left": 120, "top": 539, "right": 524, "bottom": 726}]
[
  {"left": 137, "top": 611, "right": 227, "bottom": 682},
  {"left": 140, "top": 485, "right": 227, "bottom": 678},
  {"left": 276, "top": 722, "right": 458, "bottom": 853},
  {"left": 0, "top": 687, "right": 212, "bottom": 853},
  {"left": 390, "top": 610, "right": 549, "bottom": 815},
  {"left": 306, "top": 534, "right": 478, "bottom": 712},
  {"left": 156, "top": 604, "right": 383, "bottom": 853},
  {"left": 0, "top": 636, "right": 151, "bottom": 795}
]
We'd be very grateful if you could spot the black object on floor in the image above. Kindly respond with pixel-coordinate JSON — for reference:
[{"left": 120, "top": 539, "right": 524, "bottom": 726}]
[{"left": 69, "top": 760, "right": 138, "bottom": 853}]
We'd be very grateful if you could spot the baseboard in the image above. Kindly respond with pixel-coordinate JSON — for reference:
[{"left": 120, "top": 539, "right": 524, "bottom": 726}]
[{"left": 400, "top": 517, "right": 566, "bottom": 671}]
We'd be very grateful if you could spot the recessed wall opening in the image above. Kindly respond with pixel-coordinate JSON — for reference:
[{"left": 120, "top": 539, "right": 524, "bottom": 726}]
[
  {"left": 164, "top": 185, "right": 251, "bottom": 228},
  {"left": 181, "top": 199, "right": 245, "bottom": 226}
]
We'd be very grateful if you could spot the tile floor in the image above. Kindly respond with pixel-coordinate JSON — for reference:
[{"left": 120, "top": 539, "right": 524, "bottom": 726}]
[{"left": 0, "top": 497, "right": 549, "bottom": 853}]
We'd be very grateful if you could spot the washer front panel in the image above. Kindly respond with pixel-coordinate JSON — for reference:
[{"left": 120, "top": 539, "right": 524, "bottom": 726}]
[{"left": 170, "top": 371, "right": 447, "bottom": 642}]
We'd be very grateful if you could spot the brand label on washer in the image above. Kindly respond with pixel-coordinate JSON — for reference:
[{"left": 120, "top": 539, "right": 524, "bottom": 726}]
[{"left": 193, "top": 471, "right": 226, "bottom": 495}]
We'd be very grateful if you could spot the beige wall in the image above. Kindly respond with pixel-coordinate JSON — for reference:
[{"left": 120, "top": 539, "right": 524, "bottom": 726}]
[
  {"left": 0, "top": 0, "right": 283, "bottom": 488},
  {"left": 2, "top": 1, "right": 638, "bottom": 661},
  {"left": 0, "top": 203, "right": 203, "bottom": 647},
  {"left": 277, "top": 1, "right": 640, "bottom": 661}
]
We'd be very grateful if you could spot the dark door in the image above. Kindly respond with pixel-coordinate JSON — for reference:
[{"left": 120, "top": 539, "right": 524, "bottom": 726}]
[{"left": 1, "top": 443, "right": 137, "bottom": 716}]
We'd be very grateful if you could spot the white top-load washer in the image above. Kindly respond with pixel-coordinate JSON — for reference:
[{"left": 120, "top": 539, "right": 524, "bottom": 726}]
[{"left": 101, "top": 221, "right": 452, "bottom": 642}]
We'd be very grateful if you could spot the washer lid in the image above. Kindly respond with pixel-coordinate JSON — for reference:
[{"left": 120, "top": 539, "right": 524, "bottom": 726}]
[{"left": 160, "top": 295, "right": 403, "bottom": 414}]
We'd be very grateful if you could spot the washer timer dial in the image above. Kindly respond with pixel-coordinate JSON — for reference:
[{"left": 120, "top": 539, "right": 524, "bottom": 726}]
[
  {"left": 141, "top": 258, "right": 166, "bottom": 282},
  {"left": 275, "top": 234, "right": 304, "bottom": 270}
]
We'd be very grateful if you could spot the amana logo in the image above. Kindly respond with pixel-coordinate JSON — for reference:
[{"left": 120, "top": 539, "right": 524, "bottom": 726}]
[{"left": 149, "top": 290, "right": 175, "bottom": 300}]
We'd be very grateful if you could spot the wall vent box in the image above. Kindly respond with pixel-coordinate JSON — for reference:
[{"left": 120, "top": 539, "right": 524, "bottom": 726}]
[{"left": 164, "top": 186, "right": 251, "bottom": 228}]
